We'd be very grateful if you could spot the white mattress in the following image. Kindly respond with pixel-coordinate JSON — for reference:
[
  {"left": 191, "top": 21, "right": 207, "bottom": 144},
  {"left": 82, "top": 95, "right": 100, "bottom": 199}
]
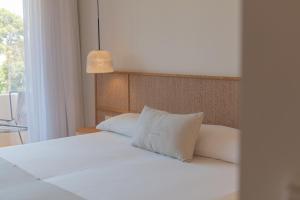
[{"left": 0, "top": 131, "right": 238, "bottom": 200}]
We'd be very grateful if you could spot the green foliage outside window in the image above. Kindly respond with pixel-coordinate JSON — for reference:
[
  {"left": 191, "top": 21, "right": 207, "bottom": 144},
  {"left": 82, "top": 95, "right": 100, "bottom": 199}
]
[{"left": 0, "top": 8, "right": 24, "bottom": 94}]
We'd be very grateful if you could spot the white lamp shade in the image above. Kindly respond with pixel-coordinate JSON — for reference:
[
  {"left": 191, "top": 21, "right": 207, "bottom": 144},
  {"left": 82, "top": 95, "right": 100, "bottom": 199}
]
[{"left": 86, "top": 50, "right": 114, "bottom": 73}]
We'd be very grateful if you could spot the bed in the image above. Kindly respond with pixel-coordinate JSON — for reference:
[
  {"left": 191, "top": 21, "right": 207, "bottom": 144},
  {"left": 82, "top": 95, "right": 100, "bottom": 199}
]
[
  {"left": 0, "top": 131, "right": 238, "bottom": 200},
  {"left": 0, "top": 72, "right": 240, "bottom": 199}
]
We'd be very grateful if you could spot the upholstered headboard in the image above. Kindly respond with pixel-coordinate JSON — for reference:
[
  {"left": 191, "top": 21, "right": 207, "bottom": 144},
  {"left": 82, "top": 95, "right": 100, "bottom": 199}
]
[{"left": 96, "top": 72, "right": 240, "bottom": 128}]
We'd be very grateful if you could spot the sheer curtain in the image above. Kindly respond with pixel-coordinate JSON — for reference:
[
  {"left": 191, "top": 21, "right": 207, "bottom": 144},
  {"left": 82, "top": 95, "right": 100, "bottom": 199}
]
[{"left": 23, "top": 0, "right": 84, "bottom": 142}]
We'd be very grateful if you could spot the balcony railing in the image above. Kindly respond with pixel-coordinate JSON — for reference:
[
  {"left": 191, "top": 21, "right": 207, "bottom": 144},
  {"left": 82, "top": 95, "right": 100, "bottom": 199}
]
[
  {"left": 0, "top": 93, "right": 18, "bottom": 120},
  {"left": 0, "top": 93, "right": 27, "bottom": 147}
]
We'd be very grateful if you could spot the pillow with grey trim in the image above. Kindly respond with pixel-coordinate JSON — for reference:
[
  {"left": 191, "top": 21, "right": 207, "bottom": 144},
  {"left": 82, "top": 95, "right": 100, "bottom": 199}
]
[
  {"left": 96, "top": 113, "right": 139, "bottom": 137},
  {"left": 132, "top": 106, "right": 204, "bottom": 161}
]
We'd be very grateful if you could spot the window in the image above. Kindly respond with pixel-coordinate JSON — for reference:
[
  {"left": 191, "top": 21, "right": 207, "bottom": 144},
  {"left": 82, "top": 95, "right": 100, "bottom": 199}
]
[{"left": 0, "top": 0, "right": 24, "bottom": 94}]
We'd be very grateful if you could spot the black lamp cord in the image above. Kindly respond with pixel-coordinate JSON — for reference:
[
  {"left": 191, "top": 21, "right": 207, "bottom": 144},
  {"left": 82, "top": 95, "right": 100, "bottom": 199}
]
[{"left": 97, "top": 0, "right": 101, "bottom": 50}]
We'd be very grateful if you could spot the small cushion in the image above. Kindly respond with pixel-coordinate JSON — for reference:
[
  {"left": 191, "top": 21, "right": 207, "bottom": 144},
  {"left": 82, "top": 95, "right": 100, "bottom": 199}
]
[
  {"left": 132, "top": 106, "right": 204, "bottom": 161},
  {"left": 195, "top": 124, "right": 240, "bottom": 164},
  {"left": 96, "top": 113, "right": 139, "bottom": 137}
]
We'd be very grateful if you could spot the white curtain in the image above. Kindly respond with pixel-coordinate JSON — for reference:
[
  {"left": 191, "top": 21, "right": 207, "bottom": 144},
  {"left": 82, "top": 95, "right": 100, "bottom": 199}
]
[{"left": 23, "top": 0, "right": 84, "bottom": 142}]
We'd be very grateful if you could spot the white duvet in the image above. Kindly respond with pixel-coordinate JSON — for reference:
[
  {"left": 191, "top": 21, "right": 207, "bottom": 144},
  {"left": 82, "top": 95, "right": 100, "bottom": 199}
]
[{"left": 0, "top": 132, "right": 238, "bottom": 200}]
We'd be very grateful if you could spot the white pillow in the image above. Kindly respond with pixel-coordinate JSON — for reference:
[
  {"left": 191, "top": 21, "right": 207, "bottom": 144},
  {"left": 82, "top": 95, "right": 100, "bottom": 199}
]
[
  {"left": 132, "top": 106, "right": 204, "bottom": 161},
  {"left": 195, "top": 124, "right": 240, "bottom": 164},
  {"left": 96, "top": 113, "right": 139, "bottom": 137}
]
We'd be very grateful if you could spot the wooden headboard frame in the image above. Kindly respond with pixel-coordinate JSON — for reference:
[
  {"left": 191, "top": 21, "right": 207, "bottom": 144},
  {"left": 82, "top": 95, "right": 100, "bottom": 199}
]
[{"left": 96, "top": 71, "right": 240, "bottom": 128}]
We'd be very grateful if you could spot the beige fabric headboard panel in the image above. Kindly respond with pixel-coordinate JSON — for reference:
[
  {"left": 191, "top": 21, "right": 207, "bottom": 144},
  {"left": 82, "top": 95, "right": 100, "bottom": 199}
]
[{"left": 96, "top": 72, "right": 240, "bottom": 128}]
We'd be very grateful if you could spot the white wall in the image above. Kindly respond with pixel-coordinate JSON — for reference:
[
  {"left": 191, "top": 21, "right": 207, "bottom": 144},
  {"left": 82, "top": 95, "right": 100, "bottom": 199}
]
[
  {"left": 241, "top": 0, "right": 300, "bottom": 199},
  {"left": 78, "top": 0, "right": 241, "bottom": 125},
  {"left": 99, "top": 0, "right": 241, "bottom": 76},
  {"left": 78, "top": 0, "right": 99, "bottom": 127}
]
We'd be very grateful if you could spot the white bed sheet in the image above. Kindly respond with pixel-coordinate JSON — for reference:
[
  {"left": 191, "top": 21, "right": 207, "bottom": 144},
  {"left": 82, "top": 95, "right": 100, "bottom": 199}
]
[{"left": 0, "top": 131, "right": 238, "bottom": 200}]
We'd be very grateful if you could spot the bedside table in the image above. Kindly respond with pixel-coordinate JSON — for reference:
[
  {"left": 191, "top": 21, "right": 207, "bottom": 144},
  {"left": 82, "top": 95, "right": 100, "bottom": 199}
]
[{"left": 76, "top": 127, "right": 101, "bottom": 135}]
